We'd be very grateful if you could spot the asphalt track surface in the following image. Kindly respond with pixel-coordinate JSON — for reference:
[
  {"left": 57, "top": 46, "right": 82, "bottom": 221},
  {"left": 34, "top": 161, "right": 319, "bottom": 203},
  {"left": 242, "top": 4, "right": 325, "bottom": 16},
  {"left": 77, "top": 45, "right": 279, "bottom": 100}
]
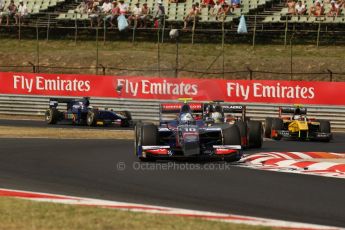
[{"left": 0, "top": 127, "right": 345, "bottom": 227}]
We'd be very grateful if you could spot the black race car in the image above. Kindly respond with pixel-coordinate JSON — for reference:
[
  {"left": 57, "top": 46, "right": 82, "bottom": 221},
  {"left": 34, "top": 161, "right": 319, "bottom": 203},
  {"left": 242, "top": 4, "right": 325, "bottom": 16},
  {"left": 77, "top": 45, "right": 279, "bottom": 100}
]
[
  {"left": 203, "top": 101, "right": 263, "bottom": 148},
  {"left": 135, "top": 100, "right": 242, "bottom": 162},
  {"left": 45, "top": 97, "right": 132, "bottom": 127}
]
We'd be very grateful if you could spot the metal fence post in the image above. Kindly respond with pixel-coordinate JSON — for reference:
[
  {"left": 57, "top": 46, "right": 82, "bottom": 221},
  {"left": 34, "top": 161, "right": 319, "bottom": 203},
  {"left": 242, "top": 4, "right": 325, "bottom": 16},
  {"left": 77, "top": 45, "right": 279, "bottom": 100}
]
[
  {"left": 247, "top": 67, "right": 253, "bottom": 80},
  {"left": 284, "top": 17, "right": 288, "bottom": 47},
  {"left": 74, "top": 13, "right": 78, "bottom": 44},
  {"left": 327, "top": 69, "right": 333, "bottom": 81},
  {"left": 290, "top": 32, "right": 295, "bottom": 81},
  {"left": 99, "top": 64, "right": 106, "bottom": 75},
  {"left": 161, "top": 16, "right": 166, "bottom": 43},
  {"left": 47, "top": 14, "right": 51, "bottom": 41},
  {"left": 132, "top": 20, "right": 136, "bottom": 43},
  {"left": 222, "top": 17, "right": 225, "bottom": 79},
  {"left": 157, "top": 29, "right": 161, "bottom": 77},
  {"left": 104, "top": 20, "right": 107, "bottom": 45},
  {"left": 36, "top": 23, "right": 40, "bottom": 73},
  {"left": 18, "top": 16, "right": 21, "bottom": 40},
  {"left": 96, "top": 28, "right": 99, "bottom": 75},
  {"left": 252, "top": 15, "right": 257, "bottom": 47},
  {"left": 28, "top": 61, "right": 36, "bottom": 73},
  {"left": 316, "top": 22, "right": 321, "bottom": 47},
  {"left": 175, "top": 36, "right": 179, "bottom": 78},
  {"left": 192, "top": 16, "right": 196, "bottom": 44}
]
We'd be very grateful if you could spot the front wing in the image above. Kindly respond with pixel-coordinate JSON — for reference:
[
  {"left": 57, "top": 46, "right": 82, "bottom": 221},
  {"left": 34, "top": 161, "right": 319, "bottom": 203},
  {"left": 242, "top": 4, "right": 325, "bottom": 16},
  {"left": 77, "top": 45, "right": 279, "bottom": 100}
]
[{"left": 139, "top": 145, "right": 242, "bottom": 160}]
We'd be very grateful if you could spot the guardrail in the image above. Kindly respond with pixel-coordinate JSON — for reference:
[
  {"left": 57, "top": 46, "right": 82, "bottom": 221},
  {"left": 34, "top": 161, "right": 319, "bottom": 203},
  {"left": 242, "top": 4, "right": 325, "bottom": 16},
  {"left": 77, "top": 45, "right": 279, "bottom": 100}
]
[{"left": 1, "top": 94, "right": 345, "bottom": 131}]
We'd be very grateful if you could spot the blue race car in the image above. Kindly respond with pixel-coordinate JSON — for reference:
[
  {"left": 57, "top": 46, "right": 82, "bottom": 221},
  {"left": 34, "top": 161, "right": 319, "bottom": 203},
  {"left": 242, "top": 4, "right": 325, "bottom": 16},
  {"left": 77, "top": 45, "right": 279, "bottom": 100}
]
[
  {"left": 45, "top": 97, "right": 132, "bottom": 127},
  {"left": 134, "top": 100, "right": 242, "bottom": 162}
]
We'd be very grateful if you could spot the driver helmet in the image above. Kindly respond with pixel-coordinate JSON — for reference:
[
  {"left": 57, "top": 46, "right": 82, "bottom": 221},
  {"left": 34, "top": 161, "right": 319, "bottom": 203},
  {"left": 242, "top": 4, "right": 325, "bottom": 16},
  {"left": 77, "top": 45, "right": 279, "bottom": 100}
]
[
  {"left": 180, "top": 113, "right": 194, "bottom": 123},
  {"left": 293, "top": 114, "right": 301, "bottom": 120},
  {"left": 211, "top": 112, "right": 223, "bottom": 123}
]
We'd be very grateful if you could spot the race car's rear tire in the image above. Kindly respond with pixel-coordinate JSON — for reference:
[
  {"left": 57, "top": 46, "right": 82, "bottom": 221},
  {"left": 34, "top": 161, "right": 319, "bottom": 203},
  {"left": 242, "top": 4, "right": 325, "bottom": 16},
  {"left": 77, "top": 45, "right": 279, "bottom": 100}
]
[
  {"left": 248, "top": 120, "right": 263, "bottom": 148},
  {"left": 45, "top": 108, "right": 59, "bottom": 124},
  {"left": 86, "top": 110, "right": 98, "bottom": 126},
  {"left": 138, "top": 123, "right": 158, "bottom": 162},
  {"left": 264, "top": 117, "right": 273, "bottom": 138},
  {"left": 319, "top": 120, "right": 331, "bottom": 142},
  {"left": 222, "top": 125, "right": 241, "bottom": 146},
  {"left": 271, "top": 118, "right": 283, "bottom": 140},
  {"left": 319, "top": 120, "right": 331, "bottom": 133},
  {"left": 120, "top": 110, "right": 132, "bottom": 127},
  {"left": 235, "top": 120, "right": 248, "bottom": 147},
  {"left": 134, "top": 122, "right": 140, "bottom": 155}
]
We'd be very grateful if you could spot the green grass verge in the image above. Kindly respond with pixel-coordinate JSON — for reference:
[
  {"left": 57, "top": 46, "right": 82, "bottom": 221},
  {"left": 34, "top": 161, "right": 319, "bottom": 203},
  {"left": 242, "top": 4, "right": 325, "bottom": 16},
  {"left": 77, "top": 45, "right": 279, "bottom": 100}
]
[
  {"left": 0, "top": 38, "right": 344, "bottom": 81},
  {"left": 0, "top": 197, "right": 272, "bottom": 230}
]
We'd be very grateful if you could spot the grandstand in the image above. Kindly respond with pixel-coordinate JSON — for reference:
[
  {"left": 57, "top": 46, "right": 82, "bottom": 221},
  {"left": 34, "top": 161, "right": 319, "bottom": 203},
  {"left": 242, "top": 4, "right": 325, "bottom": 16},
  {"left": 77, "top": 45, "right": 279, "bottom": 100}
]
[
  {"left": 1, "top": 0, "right": 345, "bottom": 44},
  {"left": 0, "top": 0, "right": 288, "bottom": 28}
]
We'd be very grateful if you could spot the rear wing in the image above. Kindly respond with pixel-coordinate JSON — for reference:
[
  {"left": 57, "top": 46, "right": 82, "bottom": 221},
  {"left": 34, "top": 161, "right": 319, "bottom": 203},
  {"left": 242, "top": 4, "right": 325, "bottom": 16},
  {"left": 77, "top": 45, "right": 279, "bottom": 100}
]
[
  {"left": 221, "top": 105, "right": 246, "bottom": 114},
  {"left": 49, "top": 97, "right": 90, "bottom": 108},
  {"left": 160, "top": 103, "right": 203, "bottom": 114},
  {"left": 279, "top": 106, "right": 307, "bottom": 117},
  {"left": 159, "top": 103, "right": 203, "bottom": 122}
]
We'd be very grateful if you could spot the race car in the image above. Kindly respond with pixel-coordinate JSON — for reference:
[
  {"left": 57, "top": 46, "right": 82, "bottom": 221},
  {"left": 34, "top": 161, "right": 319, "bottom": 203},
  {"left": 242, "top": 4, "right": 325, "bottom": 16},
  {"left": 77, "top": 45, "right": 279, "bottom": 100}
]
[
  {"left": 45, "top": 97, "right": 132, "bottom": 127},
  {"left": 134, "top": 99, "right": 242, "bottom": 162},
  {"left": 264, "top": 105, "right": 332, "bottom": 142},
  {"left": 203, "top": 101, "right": 263, "bottom": 148}
]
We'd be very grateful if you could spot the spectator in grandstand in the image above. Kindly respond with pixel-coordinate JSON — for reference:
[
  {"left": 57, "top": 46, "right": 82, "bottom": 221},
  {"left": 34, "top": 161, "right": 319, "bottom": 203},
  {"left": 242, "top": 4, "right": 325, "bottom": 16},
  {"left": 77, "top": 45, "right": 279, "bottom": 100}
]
[
  {"left": 87, "top": 0, "right": 94, "bottom": 11},
  {"left": 211, "top": 1, "right": 222, "bottom": 16},
  {"left": 92, "top": 0, "right": 100, "bottom": 7},
  {"left": 218, "top": 2, "right": 232, "bottom": 20},
  {"left": 109, "top": 1, "right": 120, "bottom": 27},
  {"left": 14, "top": 0, "right": 28, "bottom": 25},
  {"left": 153, "top": 0, "right": 165, "bottom": 28},
  {"left": 76, "top": 0, "right": 89, "bottom": 14},
  {"left": 128, "top": 2, "right": 142, "bottom": 28},
  {"left": 327, "top": 0, "right": 341, "bottom": 16},
  {"left": 118, "top": 0, "right": 129, "bottom": 16},
  {"left": 295, "top": 0, "right": 307, "bottom": 15},
  {"left": 6, "top": 0, "right": 17, "bottom": 25},
  {"left": 286, "top": 0, "right": 296, "bottom": 15},
  {"left": 183, "top": 3, "right": 200, "bottom": 29},
  {"left": 140, "top": 3, "right": 151, "bottom": 28},
  {"left": 89, "top": 4, "right": 101, "bottom": 27},
  {"left": 228, "top": 0, "right": 240, "bottom": 8},
  {"left": 201, "top": 0, "right": 215, "bottom": 10},
  {"left": 101, "top": 0, "right": 113, "bottom": 26},
  {"left": 309, "top": 0, "right": 325, "bottom": 16},
  {"left": 0, "top": 0, "right": 6, "bottom": 25}
]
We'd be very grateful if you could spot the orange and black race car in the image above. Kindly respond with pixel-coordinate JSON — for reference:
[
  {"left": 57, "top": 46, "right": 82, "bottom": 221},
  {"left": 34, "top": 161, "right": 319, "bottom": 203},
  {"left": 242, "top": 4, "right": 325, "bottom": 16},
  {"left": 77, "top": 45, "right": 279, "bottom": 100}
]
[
  {"left": 203, "top": 101, "right": 263, "bottom": 149},
  {"left": 264, "top": 105, "right": 332, "bottom": 142}
]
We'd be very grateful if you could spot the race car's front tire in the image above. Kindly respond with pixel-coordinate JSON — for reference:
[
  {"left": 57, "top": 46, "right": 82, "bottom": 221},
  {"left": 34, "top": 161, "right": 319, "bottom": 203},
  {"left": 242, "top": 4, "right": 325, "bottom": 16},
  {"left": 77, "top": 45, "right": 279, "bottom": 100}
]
[
  {"left": 86, "top": 110, "right": 98, "bottom": 126},
  {"left": 235, "top": 120, "right": 248, "bottom": 148},
  {"left": 271, "top": 118, "right": 283, "bottom": 140},
  {"left": 45, "top": 108, "right": 59, "bottom": 124},
  {"left": 264, "top": 117, "right": 273, "bottom": 138},
  {"left": 222, "top": 125, "right": 241, "bottom": 145},
  {"left": 248, "top": 120, "right": 263, "bottom": 148},
  {"left": 138, "top": 123, "right": 158, "bottom": 162}
]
